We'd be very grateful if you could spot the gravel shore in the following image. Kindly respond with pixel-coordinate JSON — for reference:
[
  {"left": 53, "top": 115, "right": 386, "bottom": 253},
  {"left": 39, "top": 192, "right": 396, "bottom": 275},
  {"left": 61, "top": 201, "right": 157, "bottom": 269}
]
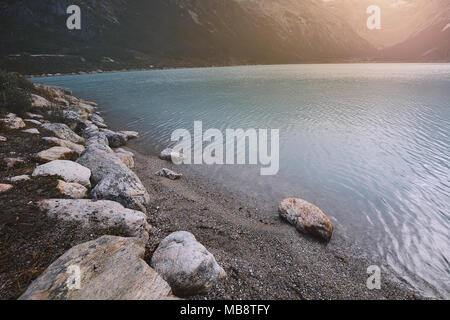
[{"left": 128, "top": 144, "right": 419, "bottom": 300}]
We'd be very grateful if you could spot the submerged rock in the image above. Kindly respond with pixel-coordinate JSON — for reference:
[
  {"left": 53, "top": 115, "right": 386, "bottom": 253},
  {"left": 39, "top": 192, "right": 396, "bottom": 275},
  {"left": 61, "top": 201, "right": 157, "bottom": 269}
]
[
  {"left": 36, "top": 146, "right": 76, "bottom": 162},
  {"left": 38, "top": 199, "right": 150, "bottom": 237},
  {"left": 151, "top": 231, "right": 226, "bottom": 297},
  {"left": 41, "top": 123, "right": 85, "bottom": 144},
  {"left": 0, "top": 184, "right": 13, "bottom": 193},
  {"left": 278, "top": 198, "right": 334, "bottom": 242},
  {"left": 56, "top": 180, "right": 88, "bottom": 199},
  {"left": 155, "top": 168, "right": 183, "bottom": 180},
  {"left": 33, "top": 160, "right": 91, "bottom": 187},
  {"left": 119, "top": 131, "right": 139, "bottom": 139},
  {"left": 19, "top": 236, "right": 174, "bottom": 300}
]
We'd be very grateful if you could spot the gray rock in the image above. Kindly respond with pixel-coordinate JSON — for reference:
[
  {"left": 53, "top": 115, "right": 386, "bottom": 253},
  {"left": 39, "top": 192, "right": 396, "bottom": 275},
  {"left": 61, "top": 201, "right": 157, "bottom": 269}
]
[
  {"left": 42, "top": 137, "right": 85, "bottom": 155},
  {"left": 278, "top": 198, "right": 334, "bottom": 242},
  {"left": 38, "top": 199, "right": 150, "bottom": 237},
  {"left": 19, "top": 236, "right": 174, "bottom": 300},
  {"left": 24, "top": 119, "right": 42, "bottom": 126},
  {"left": 77, "top": 145, "right": 150, "bottom": 213},
  {"left": 100, "top": 129, "right": 128, "bottom": 148},
  {"left": 119, "top": 131, "right": 139, "bottom": 139},
  {"left": 33, "top": 160, "right": 91, "bottom": 187},
  {"left": 86, "top": 131, "right": 109, "bottom": 146},
  {"left": 155, "top": 168, "right": 183, "bottom": 180},
  {"left": 151, "top": 231, "right": 226, "bottom": 297},
  {"left": 89, "top": 113, "right": 107, "bottom": 128},
  {"left": 31, "top": 94, "right": 52, "bottom": 108},
  {"left": 41, "top": 123, "right": 85, "bottom": 144},
  {"left": 159, "top": 148, "right": 184, "bottom": 163}
]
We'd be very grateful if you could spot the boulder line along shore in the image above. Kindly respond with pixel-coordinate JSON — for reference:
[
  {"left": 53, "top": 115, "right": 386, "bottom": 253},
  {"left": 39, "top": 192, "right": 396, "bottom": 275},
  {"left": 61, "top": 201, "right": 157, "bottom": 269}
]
[{"left": 0, "top": 82, "right": 422, "bottom": 300}]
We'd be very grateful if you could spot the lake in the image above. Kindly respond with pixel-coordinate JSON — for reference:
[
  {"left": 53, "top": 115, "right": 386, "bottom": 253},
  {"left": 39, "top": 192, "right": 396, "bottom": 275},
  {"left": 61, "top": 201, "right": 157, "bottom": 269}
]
[{"left": 32, "top": 63, "right": 450, "bottom": 298}]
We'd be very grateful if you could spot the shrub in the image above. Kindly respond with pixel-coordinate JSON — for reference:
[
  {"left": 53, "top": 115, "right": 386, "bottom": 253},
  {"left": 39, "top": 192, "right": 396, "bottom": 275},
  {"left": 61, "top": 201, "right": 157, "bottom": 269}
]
[{"left": 0, "top": 70, "right": 33, "bottom": 115}]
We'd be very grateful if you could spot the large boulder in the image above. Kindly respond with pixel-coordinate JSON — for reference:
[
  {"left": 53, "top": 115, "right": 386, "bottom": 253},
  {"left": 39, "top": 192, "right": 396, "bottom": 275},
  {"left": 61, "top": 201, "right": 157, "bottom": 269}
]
[
  {"left": 35, "top": 147, "right": 76, "bottom": 162},
  {"left": 42, "top": 137, "right": 85, "bottom": 155},
  {"left": 41, "top": 123, "right": 85, "bottom": 144},
  {"left": 1, "top": 113, "right": 25, "bottom": 129},
  {"left": 38, "top": 199, "right": 150, "bottom": 238},
  {"left": 151, "top": 231, "right": 226, "bottom": 297},
  {"left": 278, "top": 198, "right": 334, "bottom": 242},
  {"left": 19, "top": 236, "right": 174, "bottom": 300},
  {"left": 33, "top": 160, "right": 91, "bottom": 187},
  {"left": 77, "top": 145, "right": 150, "bottom": 213}
]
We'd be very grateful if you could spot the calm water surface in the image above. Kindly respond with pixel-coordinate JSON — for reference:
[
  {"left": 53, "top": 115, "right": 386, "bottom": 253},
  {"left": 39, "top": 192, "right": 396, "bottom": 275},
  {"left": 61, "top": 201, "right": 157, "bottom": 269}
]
[{"left": 32, "top": 64, "right": 450, "bottom": 298}]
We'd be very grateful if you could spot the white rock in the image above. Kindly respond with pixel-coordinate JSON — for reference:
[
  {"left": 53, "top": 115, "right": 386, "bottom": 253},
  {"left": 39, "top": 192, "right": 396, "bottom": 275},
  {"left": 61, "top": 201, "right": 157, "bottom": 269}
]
[
  {"left": 22, "top": 128, "right": 40, "bottom": 135},
  {"left": 155, "top": 168, "right": 183, "bottom": 180},
  {"left": 42, "top": 137, "right": 85, "bottom": 155},
  {"left": 56, "top": 180, "right": 88, "bottom": 199},
  {"left": 19, "top": 236, "right": 174, "bottom": 300},
  {"left": 25, "top": 112, "right": 44, "bottom": 119},
  {"left": 33, "top": 160, "right": 91, "bottom": 187},
  {"left": 41, "top": 123, "right": 85, "bottom": 144},
  {"left": 115, "top": 148, "right": 135, "bottom": 168},
  {"left": 9, "top": 175, "right": 30, "bottom": 182},
  {"left": 1, "top": 113, "right": 25, "bottom": 129},
  {"left": 36, "top": 146, "right": 75, "bottom": 162},
  {"left": 24, "top": 119, "right": 42, "bottom": 125},
  {"left": 0, "top": 135, "right": 6, "bottom": 142},
  {"left": 0, "top": 184, "right": 13, "bottom": 193},
  {"left": 151, "top": 231, "right": 226, "bottom": 297}
]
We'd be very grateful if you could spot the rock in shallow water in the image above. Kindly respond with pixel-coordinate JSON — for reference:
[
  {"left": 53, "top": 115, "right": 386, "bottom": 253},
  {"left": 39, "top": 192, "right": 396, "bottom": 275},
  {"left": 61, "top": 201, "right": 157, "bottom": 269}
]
[
  {"left": 33, "top": 160, "right": 91, "bottom": 187},
  {"left": 19, "top": 236, "right": 174, "bottom": 300},
  {"left": 151, "top": 231, "right": 226, "bottom": 297},
  {"left": 278, "top": 198, "right": 334, "bottom": 242},
  {"left": 100, "top": 129, "right": 128, "bottom": 148},
  {"left": 159, "top": 148, "right": 184, "bottom": 163}
]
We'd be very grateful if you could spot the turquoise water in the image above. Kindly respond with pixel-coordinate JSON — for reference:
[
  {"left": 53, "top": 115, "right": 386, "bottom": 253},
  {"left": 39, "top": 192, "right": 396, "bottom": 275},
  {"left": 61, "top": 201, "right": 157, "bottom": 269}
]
[{"left": 32, "top": 64, "right": 450, "bottom": 298}]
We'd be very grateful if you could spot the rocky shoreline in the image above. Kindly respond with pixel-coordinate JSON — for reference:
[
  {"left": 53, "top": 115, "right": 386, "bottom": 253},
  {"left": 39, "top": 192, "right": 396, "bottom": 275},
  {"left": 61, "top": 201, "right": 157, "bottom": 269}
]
[
  {"left": 0, "top": 83, "right": 421, "bottom": 300},
  {"left": 0, "top": 84, "right": 225, "bottom": 299}
]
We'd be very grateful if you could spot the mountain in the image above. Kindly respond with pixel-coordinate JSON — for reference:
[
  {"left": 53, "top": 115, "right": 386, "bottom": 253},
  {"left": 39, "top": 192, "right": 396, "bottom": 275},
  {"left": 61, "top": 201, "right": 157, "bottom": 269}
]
[
  {"left": 0, "top": 0, "right": 374, "bottom": 73},
  {"left": 0, "top": 0, "right": 448, "bottom": 74}
]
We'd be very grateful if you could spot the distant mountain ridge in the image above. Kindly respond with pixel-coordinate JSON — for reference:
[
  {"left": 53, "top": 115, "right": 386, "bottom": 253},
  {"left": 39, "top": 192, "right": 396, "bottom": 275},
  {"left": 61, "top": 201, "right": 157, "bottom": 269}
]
[{"left": 0, "top": 0, "right": 448, "bottom": 74}]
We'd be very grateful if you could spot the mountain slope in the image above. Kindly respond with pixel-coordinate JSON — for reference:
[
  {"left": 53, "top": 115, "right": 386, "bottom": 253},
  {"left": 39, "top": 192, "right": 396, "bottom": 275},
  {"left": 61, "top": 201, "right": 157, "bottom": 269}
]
[{"left": 0, "top": 0, "right": 374, "bottom": 73}]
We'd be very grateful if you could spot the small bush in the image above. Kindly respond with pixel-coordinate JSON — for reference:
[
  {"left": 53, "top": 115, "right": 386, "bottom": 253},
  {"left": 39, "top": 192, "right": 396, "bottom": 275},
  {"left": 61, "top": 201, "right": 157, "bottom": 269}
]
[{"left": 0, "top": 70, "right": 33, "bottom": 115}]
